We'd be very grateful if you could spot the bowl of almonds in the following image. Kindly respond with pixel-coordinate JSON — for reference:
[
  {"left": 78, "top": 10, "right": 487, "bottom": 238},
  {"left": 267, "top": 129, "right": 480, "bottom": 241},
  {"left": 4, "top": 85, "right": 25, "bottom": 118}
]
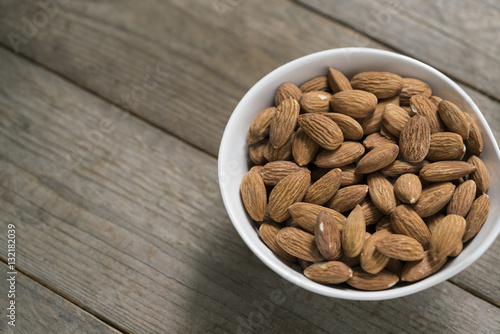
[{"left": 218, "top": 48, "right": 500, "bottom": 300}]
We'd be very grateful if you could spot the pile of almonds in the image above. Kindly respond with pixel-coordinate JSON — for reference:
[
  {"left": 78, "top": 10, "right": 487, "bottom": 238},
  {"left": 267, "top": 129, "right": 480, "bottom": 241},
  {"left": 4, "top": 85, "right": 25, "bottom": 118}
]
[{"left": 241, "top": 68, "right": 490, "bottom": 291}]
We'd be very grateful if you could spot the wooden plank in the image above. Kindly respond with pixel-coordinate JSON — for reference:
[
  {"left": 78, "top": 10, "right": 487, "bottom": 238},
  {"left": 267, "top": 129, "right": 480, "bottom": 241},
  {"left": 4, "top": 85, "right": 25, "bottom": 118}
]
[
  {"left": 1, "top": 47, "right": 500, "bottom": 334},
  {"left": 296, "top": 0, "right": 500, "bottom": 100},
  {"left": 0, "top": 263, "right": 120, "bottom": 334}
]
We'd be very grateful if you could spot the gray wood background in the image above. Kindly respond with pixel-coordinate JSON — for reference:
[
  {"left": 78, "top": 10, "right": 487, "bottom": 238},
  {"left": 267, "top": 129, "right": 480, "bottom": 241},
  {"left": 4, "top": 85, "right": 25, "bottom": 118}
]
[{"left": 0, "top": 0, "right": 499, "bottom": 333}]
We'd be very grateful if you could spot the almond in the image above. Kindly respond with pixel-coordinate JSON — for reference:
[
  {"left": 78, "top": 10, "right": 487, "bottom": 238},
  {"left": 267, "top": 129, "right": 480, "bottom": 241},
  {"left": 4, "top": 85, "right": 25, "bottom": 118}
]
[
  {"left": 438, "top": 100, "right": 470, "bottom": 139},
  {"left": 428, "top": 214, "right": 466, "bottom": 260},
  {"left": 355, "top": 143, "right": 399, "bottom": 174},
  {"left": 401, "top": 251, "right": 447, "bottom": 282},
  {"left": 430, "top": 95, "right": 442, "bottom": 106},
  {"left": 409, "top": 95, "right": 444, "bottom": 133},
  {"left": 360, "top": 230, "right": 392, "bottom": 274},
  {"left": 292, "top": 128, "right": 321, "bottom": 166},
  {"left": 268, "top": 169, "right": 311, "bottom": 222},
  {"left": 380, "top": 124, "right": 399, "bottom": 142},
  {"left": 288, "top": 202, "right": 346, "bottom": 233},
  {"left": 276, "top": 227, "right": 324, "bottom": 262},
  {"left": 247, "top": 107, "right": 276, "bottom": 144},
  {"left": 419, "top": 161, "right": 476, "bottom": 182},
  {"left": 447, "top": 180, "right": 476, "bottom": 217},
  {"left": 240, "top": 166, "right": 267, "bottom": 221},
  {"left": 347, "top": 268, "right": 399, "bottom": 291},
  {"left": 390, "top": 205, "right": 431, "bottom": 249},
  {"left": 342, "top": 205, "right": 366, "bottom": 258},
  {"left": 375, "top": 216, "right": 393, "bottom": 233},
  {"left": 261, "top": 161, "right": 302, "bottom": 186},
  {"left": 399, "top": 115, "right": 431, "bottom": 163},
  {"left": 315, "top": 141, "right": 365, "bottom": 168},
  {"left": 362, "top": 132, "right": 397, "bottom": 151},
  {"left": 449, "top": 242, "right": 463, "bottom": 257},
  {"left": 327, "top": 184, "right": 369, "bottom": 213},
  {"left": 463, "top": 113, "right": 483, "bottom": 156},
  {"left": 413, "top": 182, "right": 456, "bottom": 218},
  {"left": 375, "top": 234, "right": 425, "bottom": 261},
  {"left": 393, "top": 173, "right": 421, "bottom": 204},
  {"left": 327, "top": 67, "right": 352, "bottom": 93},
  {"left": 360, "top": 198, "right": 385, "bottom": 225},
  {"left": 304, "top": 261, "right": 353, "bottom": 284},
  {"left": 330, "top": 90, "right": 377, "bottom": 118},
  {"left": 274, "top": 82, "right": 302, "bottom": 106},
  {"left": 368, "top": 172, "right": 396, "bottom": 215},
  {"left": 380, "top": 159, "right": 429, "bottom": 177},
  {"left": 297, "top": 113, "right": 344, "bottom": 150},
  {"left": 249, "top": 141, "right": 267, "bottom": 165},
  {"left": 427, "top": 132, "right": 464, "bottom": 161},
  {"left": 323, "top": 113, "right": 364, "bottom": 140},
  {"left": 351, "top": 72, "right": 403, "bottom": 99},
  {"left": 304, "top": 168, "right": 342, "bottom": 205},
  {"left": 381, "top": 104, "right": 410, "bottom": 137},
  {"left": 315, "top": 210, "right": 343, "bottom": 260},
  {"left": 463, "top": 194, "right": 490, "bottom": 242},
  {"left": 340, "top": 165, "right": 365, "bottom": 187},
  {"left": 298, "top": 259, "right": 313, "bottom": 270},
  {"left": 399, "top": 78, "right": 432, "bottom": 105},
  {"left": 300, "top": 76, "right": 331, "bottom": 93},
  {"left": 263, "top": 134, "right": 294, "bottom": 161},
  {"left": 362, "top": 96, "right": 399, "bottom": 135},
  {"left": 425, "top": 213, "right": 445, "bottom": 235},
  {"left": 467, "top": 155, "right": 489, "bottom": 194},
  {"left": 259, "top": 222, "right": 297, "bottom": 262},
  {"left": 270, "top": 99, "right": 300, "bottom": 148},
  {"left": 385, "top": 258, "right": 404, "bottom": 277},
  {"left": 299, "top": 91, "right": 332, "bottom": 113}
]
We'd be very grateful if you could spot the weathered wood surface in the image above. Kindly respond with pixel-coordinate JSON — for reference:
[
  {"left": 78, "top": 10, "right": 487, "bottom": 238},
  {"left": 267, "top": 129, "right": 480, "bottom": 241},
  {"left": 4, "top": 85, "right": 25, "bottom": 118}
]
[
  {"left": 2, "top": 47, "right": 500, "bottom": 333},
  {"left": 0, "top": 263, "right": 120, "bottom": 334}
]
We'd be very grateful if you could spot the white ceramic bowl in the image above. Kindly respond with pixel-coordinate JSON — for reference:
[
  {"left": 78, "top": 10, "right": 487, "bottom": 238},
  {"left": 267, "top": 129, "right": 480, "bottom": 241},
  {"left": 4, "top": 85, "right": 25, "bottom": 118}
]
[{"left": 218, "top": 48, "right": 500, "bottom": 300}]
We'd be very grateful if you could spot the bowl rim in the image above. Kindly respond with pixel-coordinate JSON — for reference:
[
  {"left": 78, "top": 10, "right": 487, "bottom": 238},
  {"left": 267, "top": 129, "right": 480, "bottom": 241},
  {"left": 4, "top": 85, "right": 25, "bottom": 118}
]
[{"left": 218, "top": 47, "right": 500, "bottom": 300}]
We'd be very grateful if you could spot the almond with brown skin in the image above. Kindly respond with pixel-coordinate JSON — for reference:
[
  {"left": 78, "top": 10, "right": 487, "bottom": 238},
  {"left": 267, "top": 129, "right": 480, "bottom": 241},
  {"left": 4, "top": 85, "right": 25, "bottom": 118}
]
[
  {"left": 391, "top": 205, "right": 431, "bottom": 249},
  {"left": 368, "top": 172, "right": 396, "bottom": 215},
  {"left": 330, "top": 90, "right": 377, "bottom": 118},
  {"left": 340, "top": 165, "right": 365, "bottom": 186},
  {"left": 463, "top": 113, "right": 483, "bottom": 156},
  {"left": 300, "top": 76, "right": 331, "bottom": 93},
  {"left": 375, "top": 234, "right": 425, "bottom": 261},
  {"left": 447, "top": 180, "right": 476, "bottom": 217},
  {"left": 467, "top": 155, "right": 489, "bottom": 194},
  {"left": 362, "top": 132, "right": 397, "bottom": 151},
  {"left": 381, "top": 159, "right": 429, "bottom": 177},
  {"left": 385, "top": 258, "right": 404, "bottom": 277},
  {"left": 274, "top": 82, "right": 302, "bottom": 106},
  {"left": 276, "top": 227, "right": 324, "bottom": 262},
  {"left": 413, "top": 182, "right": 456, "bottom": 218},
  {"left": 304, "top": 261, "right": 353, "bottom": 284},
  {"left": 270, "top": 99, "right": 300, "bottom": 149},
  {"left": 247, "top": 107, "right": 276, "bottom": 144},
  {"left": 268, "top": 169, "right": 311, "bottom": 222},
  {"left": 399, "top": 78, "right": 432, "bottom": 105},
  {"left": 264, "top": 133, "right": 294, "bottom": 161},
  {"left": 298, "top": 259, "right": 313, "bottom": 270},
  {"left": 299, "top": 91, "right": 332, "bottom": 113},
  {"left": 355, "top": 143, "right": 399, "bottom": 174},
  {"left": 315, "top": 210, "right": 343, "bottom": 260},
  {"left": 315, "top": 141, "right": 365, "bottom": 168},
  {"left": 375, "top": 216, "right": 393, "bottom": 233},
  {"left": 240, "top": 166, "right": 267, "bottom": 221},
  {"left": 327, "top": 67, "right": 352, "bottom": 93},
  {"left": 297, "top": 113, "right": 344, "bottom": 150},
  {"left": 409, "top": 95, "right": 444, "bottom": 133},
  {"left": 327, "top": 184, "right": 369, "bottom": 213},
  {"left": 380, "top": 124, "right": 398, "bottom": 142},
  {"left": 429, "top": 214, "right": 466, "bottom": 260},
  {"left": 430, "top": 95, "right": 442, "bottom": 106},
  {"left": 304, "top": 168, "right": 342, "bottom": 205},
  {"left": 288, "top": 202, "right": 346, "bottom": 233},
  {"left": 399, "top": 115, "right": 431, "bottom": 163},
  {"left": 351, "top": 72, "right": 404, "bottom": 99},
  {"left": 382, "top": 104, "right": 410, "bottom": 137},
  {"left": 249, "top": 141, "right": 267, "bottom": 165},
  {"left": 394, "top": 173, "right": 422, "bottom": 204},
  {"left": 261, "top": 161, "right": 302, "bottom": 186},
  {"left": 419, "top": 161, "right": 476, "bottom": 182},
  {"left": 323, "top": 113, "right": 364, "bottom": 140},
  {"left": 425, "top": 213, "right": 445, "bottom": 235},
  {"left": 347, "top": 268, "right": 399, "bottom": 291},
  {"left": 427, "top": 132, "right": 464, "bottom": 161},
  {"left": 360, "top": 198, "right": 385, "bottom": 225},
  {"left": 463, "top": 194, "right": 490, "bottom": 242},
  {"left": 401, "top": 251, "right": 447, "bottom": 282},
  {"left": 292, "top": 128, "right": 321, "bottom": 166},
  {"left": 360, "top": 230, "right": 392, "bottom": 274},
  {"left": 342, "top": 205, "right": 366, "bottom": 258},
  {"left": 362, "top": 96, "right": 400, "bottom": 135},
  {"left": 438, "top": 100, "right": 470, "bottom": 139},
  {"left": 259, "top": 222, "right": 297, "bottom": 262}
]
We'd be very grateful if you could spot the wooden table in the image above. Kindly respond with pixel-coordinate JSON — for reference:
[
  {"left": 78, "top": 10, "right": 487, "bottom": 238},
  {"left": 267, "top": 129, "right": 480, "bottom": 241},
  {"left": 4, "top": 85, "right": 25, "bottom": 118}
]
[{"left": 1, "top": 1, "right": 499, "bottom": 333}]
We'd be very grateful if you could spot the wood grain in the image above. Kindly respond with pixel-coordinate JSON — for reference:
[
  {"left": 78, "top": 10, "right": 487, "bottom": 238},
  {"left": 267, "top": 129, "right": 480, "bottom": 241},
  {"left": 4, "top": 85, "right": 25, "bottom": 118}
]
[{"left": 1, "top": 44, "right": 500, "bottom": 333}]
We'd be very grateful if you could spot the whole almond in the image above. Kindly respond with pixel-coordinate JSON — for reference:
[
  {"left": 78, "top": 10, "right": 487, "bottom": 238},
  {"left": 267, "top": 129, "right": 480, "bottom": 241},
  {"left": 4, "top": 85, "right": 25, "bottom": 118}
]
[
  {"left": 327, "top": 67, "right": 352, "bottom": 93},
  {"left": 292, "top": 128, "right": 321, "bottom": 166},
  {"left": 382, "top": 104, "right": 410, "bottom": 137},
  {"left": 399, "top": 78, "right": 432, "bottom": 105},
  {"left": 394, "top": 173, "right": 422, "bottom": 204},
  {"left": 375, "top": 216, "right": 393, "bottom": 233},
  {"left": 463, "top": 113, "right": 483, "bottom": 156},
  {"left": 360, "top": 230, "right": 392, "bottom": 274},
  {"left": 259, "top": 222, "right": 297, "bottom": 262},
  {"left": 428, "top": 214, "right": 466, "bottom": 261},
  {"left": 399, "top": 115, "right": 431, "bottom": 163},
  {"left": 304, "top": 261, "right": 353, "bottom": 284},
  {"left": 270, "top": 99, "right": 300, "bottom": 149},
  {"left": 263, "top": 133, "right": 294, "bottom": 161},
  {"left": 380, "top": 124, "right": 399, "bottom": 142},
  {"left": 430, "top": 95, "right": 442, "bottom": 106},
  {"left": 323, "top": 113, "right": 364, "bottom": 140},
  {"left": 261, "top": 161, "right": 302, "bottom": 186},
  {"left": 268, "top": 169, "right": 311, "bottom": 222},
  {"left": 419, "top": 161, "right": 476, "bottom": 182},
  {"left": 315, "top": 210, "right": 343, "bottom": 260},
  {"left": 340, "top": 165, "right": 365, "bottom": 186},
  {"left": 438, "top": 100, "right": 470, "bottom": 139},
  {"left": 368, "top": 173, "right": 396, "bottom": 215},
  {"left": 362, "top": 96, "right": 400, "bottom": 135},
  {"left": 347, "top": 267, "right": 399, "bottom": 291},
  {"left": 409, "top": 95, "right": 444, "bottom": 133},
  {"left": 315, "top": 141, "right": 365, "bottom": 168},
  {"left": 328, "top": 184, "right": 369, "bottom": 213},
  {"left": 355, "top": 143, "right": 399, "bottom": 174},
  {"left": 467, "top": 155, "right": 489, "bottom": 194},
  {"left": 330, "top": 90, "right": 377, "bottom": 118},
  {"left": 298, "top": 259, "right": 313, "bottom": 270},
  {"left": 425, "top": 213, "right": 445, "bottom": 235},
  {"left": 463, "top": 194, "right": 490, "bottom": 242},
  {"left": 362, "top": 132, "right": 397, "bottom": 151},
  {"left": 342, "top": 205, "right": 366, "bottom": 258},
  {"left": 447, "top": 180, "right": 476, "bottom": 217},
  {"left": 449, "top": 242, "right": 463, "bottom": 257},
  {"left": 401, "top": 251, "right": 447, "bottom": 282},
  {"left": 299, "top": 91, "right": 332, "bottom": 113},
  {"left": 427, "top": 132, "right": 464, "bottom": 161},
  {"left": 360, "top": 198, "right": 385, "bottom": 225},
  {"left": 275, "top": 82, "right": 302, "bottom": 106},
  {"left": 413, "top": 182, "right": 456, "bottom": 218},
  {"left": 390, "top": 205, "right": 431, "bottom": 249},
  {"left": 249, "top": 141, "right": 267, "bottom": 165},
  {"left": 288, "top": 202, "right": 346, "bottom": 233},
  {"left": 240, "top": 166, "right": 267, "bottom": 221},
  {"left": 298, "top": 113, "right": 344, "bottom": 150},
  {"left": 381, "top": 159, "right": 429, "bottom": 177},
  {"left": 276, "top": 227, "right": 324, "bottom": 262},
  {"left": 376, "top": 234, "right": 425, "bottom": 261},
  {"left": 385, "top": 258, "right": 404, "bottom": 277},
  {"left": 300, "top": 76, "right": 331, "bottom": 93},
  {"left": 351, "top": 72, "right": 404, "bottom": 99},
  {"left": 304, "top": 168, "right": 342, "bottom": 205},
  {"left": 247, "top": 107, "right": 276, "bottom": 144}
]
